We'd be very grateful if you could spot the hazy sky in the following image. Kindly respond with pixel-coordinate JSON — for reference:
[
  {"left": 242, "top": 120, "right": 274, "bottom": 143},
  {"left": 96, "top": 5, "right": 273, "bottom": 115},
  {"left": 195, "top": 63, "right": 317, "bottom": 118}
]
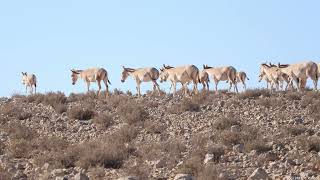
[{"left": 1, "top": 0, "right": 319, "bottom": 96}]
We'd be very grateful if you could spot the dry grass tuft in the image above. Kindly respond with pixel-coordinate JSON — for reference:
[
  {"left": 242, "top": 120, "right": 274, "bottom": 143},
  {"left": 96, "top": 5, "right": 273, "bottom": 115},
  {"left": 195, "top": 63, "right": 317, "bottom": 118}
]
[
  {"left": 93, "top": 113, "right": 114, "bottom": 130},
  {"left": 117, "top": 99, "right": 148, "bottom": 125},
  {"left": 68, "top": 106, "right": 95, "bottom": 120}
]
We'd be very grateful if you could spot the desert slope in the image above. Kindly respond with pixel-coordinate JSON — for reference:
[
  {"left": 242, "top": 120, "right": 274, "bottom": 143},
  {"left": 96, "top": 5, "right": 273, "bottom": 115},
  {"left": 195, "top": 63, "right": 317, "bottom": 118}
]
[{"left": 0, "top": 90, "right": 320, "bottom": 179}]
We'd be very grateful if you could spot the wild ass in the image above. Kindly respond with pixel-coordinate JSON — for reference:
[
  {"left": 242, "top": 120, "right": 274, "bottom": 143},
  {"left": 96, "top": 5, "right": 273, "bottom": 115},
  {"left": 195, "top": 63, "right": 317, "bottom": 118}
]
[
  {"left": 121, "top": 66, "right": 161, "bottom": 96},
  {"left": 71, "top": 68, "right": 111, "bottom": 97},
  {"left": 268, "top": 63, "right": 291, "bottom": 90},
  {"left": 199, "top": 70, "right": 210, "bottom": 91},
  {"left": 258, "top": 63, "right": 283, "bottom": 91},
  {"left": 203, "top": 64, "right": 238, "bottom": 93},
  {"left": 159, "top": 64, "right": 200, "bottom": 96},
  {"left": 236, "top": 71, "right": 249, "bottom": 90},
  {"left": 21, "top": 72, "right": 37, "bottom": 94},
  {"left": 277, "top": 61, "right": 318, "bottom": 91}
]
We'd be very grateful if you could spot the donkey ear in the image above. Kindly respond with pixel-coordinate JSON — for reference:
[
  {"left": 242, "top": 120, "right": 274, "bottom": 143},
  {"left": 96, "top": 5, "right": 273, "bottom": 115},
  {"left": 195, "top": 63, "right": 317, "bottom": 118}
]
[
  {"left": 122, "top": 66, "right": 125, "bottom": 70},
  {"left": 71, "top": 69, "right": 79, "bottom": 74},
  {"left": 21, "top": 72, "right": 25, "bottom": 75},
  {"left": 203, "top": 64, "right": 205, "bottom": 69}
]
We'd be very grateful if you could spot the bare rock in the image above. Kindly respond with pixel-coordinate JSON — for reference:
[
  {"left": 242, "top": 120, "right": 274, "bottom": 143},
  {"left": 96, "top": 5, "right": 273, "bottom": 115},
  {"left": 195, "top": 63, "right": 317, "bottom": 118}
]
[
  {"left": 174, "top": 174, "right": 195, "bottom": 180},
  {"left": 248, "top": 168, "right": 270, "bottom": 180}
]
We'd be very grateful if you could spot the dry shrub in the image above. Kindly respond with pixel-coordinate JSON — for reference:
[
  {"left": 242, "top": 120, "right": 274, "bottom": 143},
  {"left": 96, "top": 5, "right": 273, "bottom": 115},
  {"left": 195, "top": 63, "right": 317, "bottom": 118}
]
[
  {"left": 218, "top": 130, "right": 241, "bottom": 146},
  {"left": 54, "top": 103, "right": 68, "bottom": 114},
  {"left": 61, "top": 134, "right": 131, "bottom": 169},
  {"left": 181, "top": 98, "right": 201, "bottom": 112},
  {"left": 0, "top": 103, "right": 32, "bottom": 120},
  {"left": 245, "top": 138, "right": 272, "bottom": 154},
  {"left": 297, "top": 135, "right": 320, "bottom": 152},
  {"left": 237, "top": 89, "right": 270, "bottom": 99},
  {"left": 213, "top": 114, "right": 240, "bottom": 130},
  {"left": 286, "top": 92, "right": 302, "bottom": 101},
  {"left": 93, "top": 113, "right": 114, "bottom": 130},
  {"left": 178, "top": 156, "right": 203, "bottom": 176},
  {"left": 68, "top": 91, "right": 97, "bottom": 102},
  {"left": 75, "top": 141, "right": 127, "bottom": 169},
  {"left": 169, "top": 98, "right": 200, "bottom": 114},
  {"left": 126, "top": 90, "right": 133, "bottom": 96},
  {"left": 257, "top": 97, "right": 282, "bottom": 108},
  {"left": 25, "top": 92, "right": 68, "bottom": 114},
  {"left": 284, "top": 125, "right": 307, "bottom": 136},
  {"left": 0, "top": 166, "right": 12, "bottom": 180},
  {"left": 197, "top": 164, "right": 218, "bottom": 180},
  {"left": 207, "top": 144, "right": 225, "bottom": 162},
  {"left": 8, "top": 139, "right": 32, "bottom": 158},
  {"left": 124, "top": 161, "right": 150, "bottom": 180},
  {"left": 140, "top": 139, "right": 186, "bottom": 169},
  {"left": 301, "top": 95, "right": 313, "bottom": 108},
  {"left": 144, "top": 121, "right": 166, "bottom": 134},
  {"left": 308, "top": 100, "right": 320, "bottom": 121},
  {"left": 24, "top": 93, "right": 45, "bottom": 104},
  {"left": 116, "top": 125, "right": 139, "bottom": 143},
  {"left": 4, "top": 123, "right": 36, "bottom": 140},
  {"left": 88, "top": 166, "right": 106, "bottom": 180},
  {"left": 113, "top": 88, "right": 124, "bottom": 95},
  {"left": 107, "top": 95, "right": 129, "bottom": 108},
  {"left": 68, "top": 106, "right": 95, "bottom": 120},
  {"left": 117, "top": 99, "right": 148, "bottom": 125}
]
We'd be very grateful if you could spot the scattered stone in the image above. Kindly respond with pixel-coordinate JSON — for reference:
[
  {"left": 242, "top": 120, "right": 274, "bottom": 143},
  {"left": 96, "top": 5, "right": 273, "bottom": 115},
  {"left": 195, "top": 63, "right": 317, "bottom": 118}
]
[
  {"left": 174, "top": 174, "right": 194, "bottom": 180},
  {"left": 248, "top": 168, "right": 270, "bottom": 180},
  {"left": 73, "top": 172, "right": 89, "bottom": 180}
]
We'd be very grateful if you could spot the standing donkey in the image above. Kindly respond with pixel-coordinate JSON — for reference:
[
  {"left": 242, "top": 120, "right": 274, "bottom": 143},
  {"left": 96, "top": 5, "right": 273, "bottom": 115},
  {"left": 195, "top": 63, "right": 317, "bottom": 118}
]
[
  {"left": 21, "top": 72, "right": 37, "bottom": 94},
  {"left": 121, "top": 66, "right": 161, "bottom": 96},
  {"left": 71, "top": 67, "right": 111, "bottom": 97}
]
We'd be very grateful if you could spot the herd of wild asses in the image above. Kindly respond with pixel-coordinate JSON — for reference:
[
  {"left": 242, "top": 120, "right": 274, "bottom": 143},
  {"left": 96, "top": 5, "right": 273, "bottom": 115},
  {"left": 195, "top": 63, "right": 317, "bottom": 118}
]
[{"left": 21, "top": 61, "right": 320, "bottom": 97}]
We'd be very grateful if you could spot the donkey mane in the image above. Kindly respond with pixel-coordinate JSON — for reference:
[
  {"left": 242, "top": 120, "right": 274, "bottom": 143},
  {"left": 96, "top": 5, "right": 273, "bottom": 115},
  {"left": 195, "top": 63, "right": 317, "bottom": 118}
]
[
  {"left": 203, "top": 64, "right": 213, "bottom": 69},
  {"left": 163, "top": 65, "right": 174, "bottom": 69}
]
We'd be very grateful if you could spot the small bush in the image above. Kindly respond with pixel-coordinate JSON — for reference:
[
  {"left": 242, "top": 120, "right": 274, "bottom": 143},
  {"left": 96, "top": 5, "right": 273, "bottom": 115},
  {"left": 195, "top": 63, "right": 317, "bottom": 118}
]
[
  {"left": 197, "top": 164, "right": 218, "bottom": 180},
  {"left": 219, "top": 130, "right": 241, "bottom": 146},
  {"left": 257, "top": 97, "right": 281, "bottom": 108},
  {"left": 286, "top": 92, "right": 302, "bottom": 101},
  {"left": 308, "top": 100, "right": 320, "bottom": 121},
  {"left": 237, "top": 89, "right": 270, "bottom": 99},
  {"left": 68, "top": 106, "right": 95, "bottom": 120},
  {"left": 213, "top": 115, "right": 239, "bottom": 131},
  {"left": 117, "top": 100, "right": 148, "bottom": 125},
  {"left": 178, "top": 156, "right": 203, "bottom": 176},
  {"left": 297, "top": 135, "right": 320, "bottom": 152},
  {"left": 53, "top": 103, "right": 68, "bottom": 114},
  {"left": 285, "top": 125, "right": 307, "bottom": 136},
  {"left": 144, "top": 121, "right": 166, "bottom": 134},
  {"left": 107, "top": 95, "right": 129, "bottom": 108},
  {"left": 180, "top": 98, "right": 201, "bottom": 112},
  {"left": 116, "top": 125, "right": 139, "bottom": 143},
  {"left": 8, "top": 139, "right": 32, "bottom": 158},
  {"left": 207, "top": 144, "right": 225, "bottom": 162},
  {"left": 245, "top": 138, "right": 272, "bottom": 154},
  {"left": 4, "top": 123, "right": 37, "bottom": 140},
  {"left": 75, "top": 138, "right": 129, "bottom": 169},
  {"left": 113, "top": 88, "right": 124, "bottom": 95},
  {"left": 0, "top": 103, "right": 31, "bottom": 120},
  {"left": 93, "top": 113, "right": 114, "bottom": 130}
]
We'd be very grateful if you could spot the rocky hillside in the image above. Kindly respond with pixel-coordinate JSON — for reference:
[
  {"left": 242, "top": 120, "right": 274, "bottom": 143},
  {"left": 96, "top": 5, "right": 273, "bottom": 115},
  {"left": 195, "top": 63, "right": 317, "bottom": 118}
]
[{"left": 0, "top": 90, "right": 320, "bottom": 180}]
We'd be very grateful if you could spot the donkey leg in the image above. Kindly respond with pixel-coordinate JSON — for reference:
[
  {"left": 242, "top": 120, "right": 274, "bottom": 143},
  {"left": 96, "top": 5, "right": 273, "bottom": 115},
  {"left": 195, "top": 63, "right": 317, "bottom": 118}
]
[
  {"left": 87, "top": 82, "right": 90, "bottom": 92},
  {"left": 234, "top": 81, "right": 239, "bottom": 93},
  {"left": 97, "top": 81, "right": 102, "bottom": 96},
  {"left": 153, "top": 80, "right": 161, "bottom": 95},
  {"left": 173, "top": 82, "right": 177, "bottom": 96},
  {"left": 137, "top": 83, "right": 142, "bottom": 97}
]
